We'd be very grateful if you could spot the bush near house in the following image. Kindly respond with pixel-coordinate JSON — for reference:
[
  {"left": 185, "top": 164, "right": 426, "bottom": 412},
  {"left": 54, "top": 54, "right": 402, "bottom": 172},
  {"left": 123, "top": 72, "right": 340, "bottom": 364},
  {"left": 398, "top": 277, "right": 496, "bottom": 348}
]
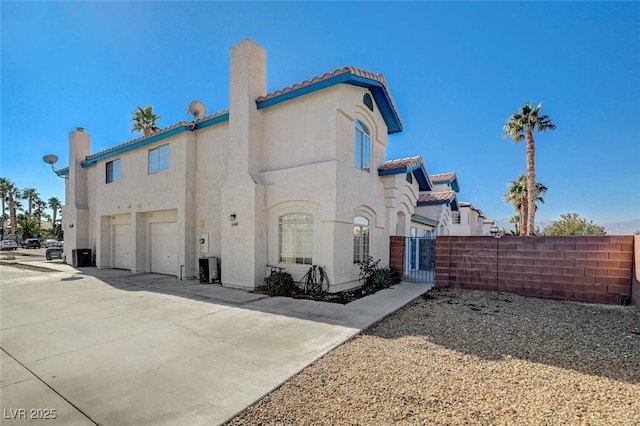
[{"left": 256, "top": 258, "right": 401, "bottom": 304}]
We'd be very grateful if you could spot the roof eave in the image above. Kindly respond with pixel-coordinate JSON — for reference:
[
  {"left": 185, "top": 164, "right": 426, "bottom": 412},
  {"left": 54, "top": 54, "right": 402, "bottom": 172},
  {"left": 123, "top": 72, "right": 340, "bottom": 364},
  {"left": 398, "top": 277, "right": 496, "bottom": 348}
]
[
  {"left": 256, "top": 72, "right": 403, "bottom": 134},
  {"left": 81, "top": 112, "right": 229, "bottom": 167},
  {"left": 378, "top": 164, "right": 432, "bottom": 191}
]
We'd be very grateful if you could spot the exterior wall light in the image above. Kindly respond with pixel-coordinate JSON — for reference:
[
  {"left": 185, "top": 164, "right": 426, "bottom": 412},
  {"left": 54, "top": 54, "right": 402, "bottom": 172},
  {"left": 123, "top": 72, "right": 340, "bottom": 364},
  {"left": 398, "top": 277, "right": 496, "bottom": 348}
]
[{"left": 229, "top": 213, "right": 236, "bottom": 221}]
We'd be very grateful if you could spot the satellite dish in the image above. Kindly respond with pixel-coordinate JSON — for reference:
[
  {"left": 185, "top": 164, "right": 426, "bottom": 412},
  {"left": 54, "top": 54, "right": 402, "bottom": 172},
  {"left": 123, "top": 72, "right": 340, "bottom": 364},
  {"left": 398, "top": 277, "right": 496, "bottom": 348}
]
[
  {"left": 187, "top": 100, "right": 207, "bottom": 131},
  {"left": 43, "top": 154, "right": 59, "bottom": 165}
]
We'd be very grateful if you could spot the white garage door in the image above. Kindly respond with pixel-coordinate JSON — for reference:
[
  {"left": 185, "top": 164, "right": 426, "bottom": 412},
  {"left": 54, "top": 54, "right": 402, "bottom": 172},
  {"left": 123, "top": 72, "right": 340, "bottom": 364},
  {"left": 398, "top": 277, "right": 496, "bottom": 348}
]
[
  {"left": 113, "top": 224, "right": 132, "bottom": 270},
  {"left": 150, "top": 222, "right": 178, "bottom": 275}
]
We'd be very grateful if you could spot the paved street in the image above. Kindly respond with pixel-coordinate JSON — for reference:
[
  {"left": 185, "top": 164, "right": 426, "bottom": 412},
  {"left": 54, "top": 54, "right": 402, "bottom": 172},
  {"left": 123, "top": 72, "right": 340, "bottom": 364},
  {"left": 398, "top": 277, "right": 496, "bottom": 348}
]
[{"left": 0, "top": 260, "right": 429, "bottom": 425}]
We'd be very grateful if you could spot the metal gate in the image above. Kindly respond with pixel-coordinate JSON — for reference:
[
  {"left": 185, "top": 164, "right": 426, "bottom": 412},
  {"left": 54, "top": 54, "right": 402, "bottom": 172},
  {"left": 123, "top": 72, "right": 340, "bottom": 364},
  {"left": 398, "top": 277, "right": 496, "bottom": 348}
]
[{"left": 404, "top": 236, "right": 436, "bottom": 283}]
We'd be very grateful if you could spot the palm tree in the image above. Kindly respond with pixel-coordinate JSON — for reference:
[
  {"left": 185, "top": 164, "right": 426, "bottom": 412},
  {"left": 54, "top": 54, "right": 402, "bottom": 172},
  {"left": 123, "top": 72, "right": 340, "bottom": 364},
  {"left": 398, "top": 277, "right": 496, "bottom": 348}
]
[
  {"left": 509, "top": 215, "right": 521, "bottom": 235},
  {"left": 34, "top": 199, "right": 48, "bottom": 228},
  {"left": 503, "top": 174, "right": 548, "bottom": 235},
  {"left": 0, "top": 177, "right": 12, "bottom": 238},
  {"left": 18, "top": 217, "right": 42, "bottom": 240},
  {"left": 131, "top": 104, "right": 161, "bottom": 136},
  {"left": 48, "top": 196, "right": 62, "bottom": 226},
  {"left": 503, "top": 102, "right": 556, "bottom": 235},
  {"left": 52, "top": 223, "right": 63, "bottom": 239},
  {"left": 5, "top": 182, "right": 21, "bottom": 240},
  {"left": 22, "top": 187, "right": 39, "bottom": 220}
]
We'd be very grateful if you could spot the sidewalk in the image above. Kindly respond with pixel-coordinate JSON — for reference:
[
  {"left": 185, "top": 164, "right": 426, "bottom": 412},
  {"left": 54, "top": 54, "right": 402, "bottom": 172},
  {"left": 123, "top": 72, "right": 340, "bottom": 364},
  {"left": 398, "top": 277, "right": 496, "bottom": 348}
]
[{"left": 1, "top": 263, "right": 431, "bottom": 425}]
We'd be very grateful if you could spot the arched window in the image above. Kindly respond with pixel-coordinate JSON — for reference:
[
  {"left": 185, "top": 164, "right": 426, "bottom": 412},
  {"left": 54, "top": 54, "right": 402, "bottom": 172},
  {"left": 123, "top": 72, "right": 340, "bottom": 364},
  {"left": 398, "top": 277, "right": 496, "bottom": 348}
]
[
  {"left": 353, "top": 216, "right": 370, "bottom": 263},
  {"left": 354, "top": 120, "right": 371, "bottom": 173},
  {"left": 279, "top": 213, "right": 313, "bottom": 264}
]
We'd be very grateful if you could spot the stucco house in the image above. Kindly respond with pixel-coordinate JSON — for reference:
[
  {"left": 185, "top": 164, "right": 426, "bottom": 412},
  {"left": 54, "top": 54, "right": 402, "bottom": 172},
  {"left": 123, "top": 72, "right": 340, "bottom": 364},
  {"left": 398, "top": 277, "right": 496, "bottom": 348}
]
[{"left": 58, "top": 39, "right": 442, "bottom": 292}]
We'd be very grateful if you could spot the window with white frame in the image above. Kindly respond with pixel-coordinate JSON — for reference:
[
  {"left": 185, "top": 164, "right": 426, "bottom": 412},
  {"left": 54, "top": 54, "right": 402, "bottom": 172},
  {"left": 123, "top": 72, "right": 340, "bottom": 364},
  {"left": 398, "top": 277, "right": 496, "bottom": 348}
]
[
  {"left": 106, "top": 159, "right": 121, "bottom": 183},
  {"left": 354, "top": 120, "right": 371, "bottom": 172},
  {"left": 148, "top": 144, "right": 169, "bottom": 174},
  {"left": 279, "top": 213, "right": 313, "bottom": 265},
  {"left": 353, "top": 216, "right": 370, "bottom": 263}
]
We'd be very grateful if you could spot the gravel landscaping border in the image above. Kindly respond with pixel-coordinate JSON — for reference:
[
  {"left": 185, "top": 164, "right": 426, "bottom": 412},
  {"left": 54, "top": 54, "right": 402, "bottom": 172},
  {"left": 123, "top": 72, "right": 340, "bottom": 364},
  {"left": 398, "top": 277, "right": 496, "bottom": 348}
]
[{"left": 226, "top": 288, "right": 640, "bottom": 425}]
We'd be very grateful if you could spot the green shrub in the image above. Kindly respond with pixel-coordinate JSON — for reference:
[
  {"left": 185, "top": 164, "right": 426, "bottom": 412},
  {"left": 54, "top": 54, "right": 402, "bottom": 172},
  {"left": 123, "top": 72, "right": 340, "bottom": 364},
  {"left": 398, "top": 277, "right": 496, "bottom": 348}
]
[
  {"left": 262, "top": 271, "right": 298, "bottom": 297},
  {"left": 357, "top": 256, "right": 398, "bottom": 295}
]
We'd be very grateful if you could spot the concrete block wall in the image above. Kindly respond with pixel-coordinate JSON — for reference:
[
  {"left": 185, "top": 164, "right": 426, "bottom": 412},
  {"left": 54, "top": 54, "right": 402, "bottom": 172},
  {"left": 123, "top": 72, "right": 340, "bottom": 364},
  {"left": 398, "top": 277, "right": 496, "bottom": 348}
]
[
  {"left": 435, "top": 236, "right": 635, "bottom": 305},
  {"left": 389, "top": 236, "right": 405, "bottom": 276},
  {"left": 632, "top": 235, "right": 640, "bottom": 307}
]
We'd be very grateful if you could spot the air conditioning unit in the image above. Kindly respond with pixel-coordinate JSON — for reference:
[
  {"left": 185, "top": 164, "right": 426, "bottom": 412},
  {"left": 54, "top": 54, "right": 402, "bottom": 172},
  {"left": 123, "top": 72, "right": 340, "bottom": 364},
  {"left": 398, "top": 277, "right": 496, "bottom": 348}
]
[{"left": 198, "top": 256, "right": 219, "bottom": 283}]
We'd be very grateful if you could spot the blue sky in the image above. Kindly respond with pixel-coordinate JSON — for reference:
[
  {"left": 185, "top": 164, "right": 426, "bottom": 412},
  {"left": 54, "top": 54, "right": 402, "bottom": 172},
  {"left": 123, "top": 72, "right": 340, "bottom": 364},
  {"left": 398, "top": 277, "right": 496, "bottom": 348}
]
[{"left": 2, "top": 1, "right": 639, "bottom": 227}]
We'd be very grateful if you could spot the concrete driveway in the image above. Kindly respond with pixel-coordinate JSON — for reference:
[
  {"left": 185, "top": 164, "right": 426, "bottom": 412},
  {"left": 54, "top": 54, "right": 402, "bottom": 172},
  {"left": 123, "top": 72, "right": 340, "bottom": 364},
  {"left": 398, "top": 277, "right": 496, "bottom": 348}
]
[{"left": 0, "top": 261, "right": 430, "bottom": 425}]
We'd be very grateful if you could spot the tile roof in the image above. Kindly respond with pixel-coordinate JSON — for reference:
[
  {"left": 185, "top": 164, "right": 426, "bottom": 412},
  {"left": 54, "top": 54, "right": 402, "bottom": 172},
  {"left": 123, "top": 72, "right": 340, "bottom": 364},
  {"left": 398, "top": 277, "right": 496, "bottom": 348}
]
[
  {"left": 379, "top": 156, "right": 432, "bottom": 191},
  {"left": 418, "top": 191, "right": 457, "bottom": 204},
  {"left": 256, "top": 66, "right": 403, "bottom": 134},
  {"left": 77, "top": 66, "right": 402, "bottom": 167},
  {"left": 379, "top": 156, "right": 424, "bottom": 171},
  {"left": 430, "top": 171, "right": 457, "bottom": 183},
  {"left": 81, "top": 109, "right": 229, "bottom": 167},
  {"left": 257, "top": 67, "right": 386, "bottom": 100}
]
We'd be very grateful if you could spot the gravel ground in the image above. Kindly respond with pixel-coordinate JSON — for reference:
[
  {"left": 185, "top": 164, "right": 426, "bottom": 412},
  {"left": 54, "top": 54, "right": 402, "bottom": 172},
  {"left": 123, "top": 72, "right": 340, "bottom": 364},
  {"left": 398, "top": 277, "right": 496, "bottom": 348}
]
[{"left": 226, "top": 288, "right": 640, "bottom": 426}]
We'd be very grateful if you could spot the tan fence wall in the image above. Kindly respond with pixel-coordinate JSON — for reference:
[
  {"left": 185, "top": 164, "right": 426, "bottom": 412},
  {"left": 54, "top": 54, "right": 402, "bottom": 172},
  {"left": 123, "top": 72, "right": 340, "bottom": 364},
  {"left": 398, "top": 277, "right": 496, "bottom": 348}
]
[
  {"left": 435, "top": 236, "right": 635, "bottom": 305},
  {"left": 632, "top": 235, "right": 640, "bottom": 307},
  {"left": 389, "top": 236, "right": 405, "bottom": 274}
]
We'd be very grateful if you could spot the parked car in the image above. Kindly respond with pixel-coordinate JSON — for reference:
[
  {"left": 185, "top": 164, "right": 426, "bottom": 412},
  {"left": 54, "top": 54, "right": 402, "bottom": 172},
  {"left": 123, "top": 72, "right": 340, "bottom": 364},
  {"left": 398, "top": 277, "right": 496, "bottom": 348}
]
[
  {"left": 1, "top": 240, "right": 18, "bottom": 250},
  {"left": 45, "top": 245, "right": 64, "bottom": 260},
  {"left": 21, "top": 239, "right": 42, "bottom": 249},
  {"left": 44, "top": 239, "right": 58, "bottom": 247}
]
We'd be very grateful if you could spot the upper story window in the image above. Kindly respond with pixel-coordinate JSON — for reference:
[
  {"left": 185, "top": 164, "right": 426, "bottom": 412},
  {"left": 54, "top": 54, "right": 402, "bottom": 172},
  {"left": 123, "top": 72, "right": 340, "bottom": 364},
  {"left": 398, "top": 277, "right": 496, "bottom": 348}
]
[
  {"left": 279, "top": 213, "right": 313, "bottom": 265},
  {"left": 354, "top": 120, "right": 371, "bottom": 173},
  {"left": 452, "top": 211, "right": 461, "bottom": 224},
  {"left": 353, "top": 216, "right": 370, "bottom": 263},
  {"left": 106, "top": 159, "right": 121, "bottom": 184},
  {"left": 406, "top": 172, "right": 413, "bottom": 184},
  {"left": 149, "top": 144, "right": 169, "bottom": 174}
]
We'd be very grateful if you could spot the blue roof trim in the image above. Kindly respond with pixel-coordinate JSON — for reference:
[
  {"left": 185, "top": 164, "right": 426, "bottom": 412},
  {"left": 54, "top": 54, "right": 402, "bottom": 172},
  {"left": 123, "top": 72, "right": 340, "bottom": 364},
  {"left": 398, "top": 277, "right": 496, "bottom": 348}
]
[
  {"left": 432, "top": 177, "right": 460, "bottom": 192},
  {"left": 256, "top": 72, "right": 403, "bottom": 134},
  {"left": 81, "top": 112, "right": 229, "bottom": 168},
  {"left": 378, "top": 164, "right": 432, "bottom": 191},
  {"left": 411, "top": 215, "right": 438, "bottom": 227},
  {"left": 417, "top": 198, "right": 459, "bottom": 211}
]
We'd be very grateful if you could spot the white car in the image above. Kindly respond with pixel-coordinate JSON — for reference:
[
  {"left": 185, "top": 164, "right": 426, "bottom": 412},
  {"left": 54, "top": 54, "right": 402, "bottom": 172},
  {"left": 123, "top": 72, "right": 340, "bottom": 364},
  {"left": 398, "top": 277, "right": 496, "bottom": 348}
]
[
  {"left": 45, "top": 239, "right": 58, "bottom": 247},
  {"left": 1, "top": 240, "right": 18, "bottom": 250}
]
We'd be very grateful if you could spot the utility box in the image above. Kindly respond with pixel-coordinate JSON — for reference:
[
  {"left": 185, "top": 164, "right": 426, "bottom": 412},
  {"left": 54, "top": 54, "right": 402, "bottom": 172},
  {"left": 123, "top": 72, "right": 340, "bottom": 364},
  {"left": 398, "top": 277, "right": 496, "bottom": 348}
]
[
  {"left": 199, "top": 257, "right": 220, "bottom": 283},
  {"left": 72, "top": 248, "right": 92, "bottom": 267}
]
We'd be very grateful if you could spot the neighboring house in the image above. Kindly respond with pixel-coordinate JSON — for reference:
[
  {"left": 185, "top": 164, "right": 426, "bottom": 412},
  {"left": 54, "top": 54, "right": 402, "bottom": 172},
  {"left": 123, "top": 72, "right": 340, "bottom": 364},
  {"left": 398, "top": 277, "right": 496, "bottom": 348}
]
[
  {"left": 451, "top": 201, "right": 490, "bottom": 236},
  {"left": 411, "top": 171, "right": 459, "bottom": 236},
  {"left": 415, "top": 190, "right": 459, "bottom": 236},
  {"left": 378, "top": 156, "right": 435, "bottom": 237},
  {"left": 58, "top": 39, "right": 436, "bottom": 292}
]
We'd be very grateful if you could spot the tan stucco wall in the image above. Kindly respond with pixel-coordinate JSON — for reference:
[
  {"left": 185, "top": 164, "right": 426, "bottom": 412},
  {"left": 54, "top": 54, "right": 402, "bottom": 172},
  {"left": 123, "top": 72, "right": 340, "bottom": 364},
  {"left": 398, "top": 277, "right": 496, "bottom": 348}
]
[{"left": 64, "top": 39, "right": 415, "bottom": 293}]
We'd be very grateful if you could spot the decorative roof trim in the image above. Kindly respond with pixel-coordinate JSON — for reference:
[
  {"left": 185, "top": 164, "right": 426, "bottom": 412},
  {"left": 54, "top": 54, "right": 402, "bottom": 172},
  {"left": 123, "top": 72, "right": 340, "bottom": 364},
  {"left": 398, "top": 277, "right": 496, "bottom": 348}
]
[
  {"left": 430, "top": 171, "right": 460, "bottom": 192},
  {"left": 411, "top": 214, "right": 439, "bottom": 227},
  {"left": 417, "top": 191, "right": 459, "bottom": 211},
  {"left": 256, "top": 67, "right": 403, "bottom": 134},
  {"left": 379, "top": 156, "right": 432, "bottom": 191},
  {"left": 81, "top": 111, "right": 229, "bottom": 168}
]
